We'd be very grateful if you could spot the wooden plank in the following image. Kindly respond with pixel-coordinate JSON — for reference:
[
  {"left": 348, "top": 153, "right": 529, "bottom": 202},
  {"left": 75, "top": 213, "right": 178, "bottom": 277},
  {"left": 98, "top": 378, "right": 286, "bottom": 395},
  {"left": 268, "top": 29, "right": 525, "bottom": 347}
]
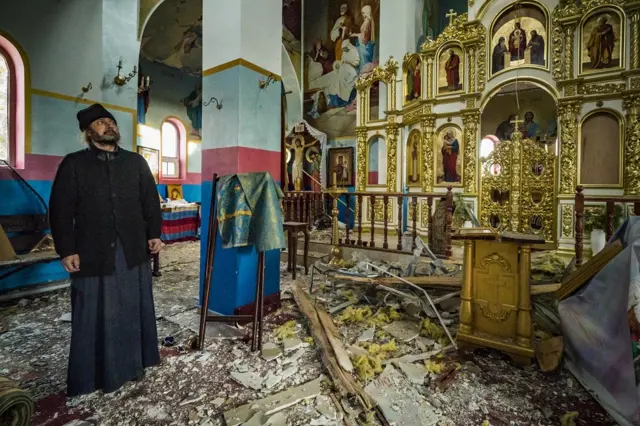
[
  {"left": 316, "top": 305, "right": 354, "bottom": 373},
  {"left": 291, "top": 283, "right": 372, "bottom": 410},
  {"left": 555, "top": 239, "right": 623, "bottom": 301},
  {"left": 530, "top": 283, "right": 561, "bottom": 295}
]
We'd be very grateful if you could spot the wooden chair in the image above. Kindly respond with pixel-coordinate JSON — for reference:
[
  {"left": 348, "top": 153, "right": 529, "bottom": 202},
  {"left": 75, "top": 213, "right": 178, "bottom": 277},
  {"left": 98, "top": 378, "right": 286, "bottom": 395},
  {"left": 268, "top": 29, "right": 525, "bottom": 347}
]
[{"left": 283, "top": 222, "right": 310, "bottom": 279}]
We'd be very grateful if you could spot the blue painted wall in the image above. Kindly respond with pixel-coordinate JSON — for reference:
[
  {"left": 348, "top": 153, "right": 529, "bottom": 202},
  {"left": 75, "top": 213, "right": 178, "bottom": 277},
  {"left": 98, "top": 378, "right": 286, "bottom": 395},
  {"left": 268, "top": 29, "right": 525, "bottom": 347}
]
[{"left": 0, "top": 0, "right": 143, "bottom": 292}]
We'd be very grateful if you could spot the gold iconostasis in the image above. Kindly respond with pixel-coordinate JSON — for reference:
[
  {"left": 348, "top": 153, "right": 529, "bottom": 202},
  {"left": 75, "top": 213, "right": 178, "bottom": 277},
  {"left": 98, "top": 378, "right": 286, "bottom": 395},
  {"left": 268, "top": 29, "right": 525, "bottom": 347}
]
[{"left": 348, "top": 0, "right": 639, "bottom": 251}]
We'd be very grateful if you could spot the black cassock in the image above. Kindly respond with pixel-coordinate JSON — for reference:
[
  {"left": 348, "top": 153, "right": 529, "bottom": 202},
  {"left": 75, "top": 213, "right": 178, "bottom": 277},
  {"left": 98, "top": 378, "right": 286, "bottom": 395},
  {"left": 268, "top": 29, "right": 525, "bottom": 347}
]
[{"left": 66, "top": 239, "right": 159, "bottom": 397}]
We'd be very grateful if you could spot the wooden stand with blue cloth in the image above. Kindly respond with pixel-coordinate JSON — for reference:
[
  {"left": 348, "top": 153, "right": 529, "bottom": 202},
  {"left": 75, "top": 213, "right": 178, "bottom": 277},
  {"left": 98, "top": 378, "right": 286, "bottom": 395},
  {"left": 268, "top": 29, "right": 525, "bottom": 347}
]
[{"left": 198, "top": 174, "right": 266, "bottom": 352}]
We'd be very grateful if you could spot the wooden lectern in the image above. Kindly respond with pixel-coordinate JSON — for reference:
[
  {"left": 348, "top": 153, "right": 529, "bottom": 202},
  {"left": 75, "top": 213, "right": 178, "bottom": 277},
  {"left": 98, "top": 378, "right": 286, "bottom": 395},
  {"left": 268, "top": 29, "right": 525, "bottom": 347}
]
[{"left": 452, "top": 228, "right": 545, "bottom": 365}]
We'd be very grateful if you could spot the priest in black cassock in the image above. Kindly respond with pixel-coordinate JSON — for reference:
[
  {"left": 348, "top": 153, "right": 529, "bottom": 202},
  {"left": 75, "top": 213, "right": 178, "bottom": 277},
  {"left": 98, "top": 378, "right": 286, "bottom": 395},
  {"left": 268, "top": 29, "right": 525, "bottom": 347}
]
[{"left": 49, "top": 103, "right": 163, "bottom": 397}]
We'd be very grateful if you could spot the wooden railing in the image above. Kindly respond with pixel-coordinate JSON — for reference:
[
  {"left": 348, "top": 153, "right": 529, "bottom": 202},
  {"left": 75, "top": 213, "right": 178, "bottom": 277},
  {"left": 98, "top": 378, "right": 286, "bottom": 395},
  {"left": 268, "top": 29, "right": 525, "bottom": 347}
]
[
  {"left": 574, "top": 186, "right": 640, "bottom": 266},
  {"left": 283, "top": 188, "right": 454, "bottom": 258}
]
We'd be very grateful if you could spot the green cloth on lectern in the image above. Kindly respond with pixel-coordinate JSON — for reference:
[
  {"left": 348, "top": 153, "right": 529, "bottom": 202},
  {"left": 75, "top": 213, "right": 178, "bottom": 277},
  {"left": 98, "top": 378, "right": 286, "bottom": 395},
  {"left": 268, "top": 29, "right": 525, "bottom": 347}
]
[{"left": 216, "top": 172, "right": 286, "bottom": 252}]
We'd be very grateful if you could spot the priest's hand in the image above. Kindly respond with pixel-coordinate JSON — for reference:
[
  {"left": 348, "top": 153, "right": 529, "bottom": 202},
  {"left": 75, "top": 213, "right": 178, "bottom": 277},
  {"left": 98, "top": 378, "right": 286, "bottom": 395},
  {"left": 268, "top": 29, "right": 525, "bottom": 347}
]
[
  {"left": 148, "top": 238, "right": 163, "bottom": 254},
  {"left": 62, "top": 254, "right": 80, "bottom": 273}
]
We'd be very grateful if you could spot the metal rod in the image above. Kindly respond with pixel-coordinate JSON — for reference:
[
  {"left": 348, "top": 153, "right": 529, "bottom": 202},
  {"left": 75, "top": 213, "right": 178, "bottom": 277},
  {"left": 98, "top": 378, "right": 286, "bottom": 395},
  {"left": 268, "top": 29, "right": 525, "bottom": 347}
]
[
  {"left": 301, "top": 169, "right": 354, "bottom": 213},
  {"left": 364, "top": 262, "right": 457, "bottom": 349}
]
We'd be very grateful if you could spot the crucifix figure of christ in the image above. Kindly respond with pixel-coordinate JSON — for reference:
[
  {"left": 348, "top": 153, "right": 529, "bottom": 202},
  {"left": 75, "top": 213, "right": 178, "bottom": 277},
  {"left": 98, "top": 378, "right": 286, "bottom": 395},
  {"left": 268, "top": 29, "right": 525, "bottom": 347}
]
[
  {"left": 286, "top": 135, "right": 316, "bottom": 191},
  {"left": 446, "top": 9, "right": 458, "bottom": 27}
]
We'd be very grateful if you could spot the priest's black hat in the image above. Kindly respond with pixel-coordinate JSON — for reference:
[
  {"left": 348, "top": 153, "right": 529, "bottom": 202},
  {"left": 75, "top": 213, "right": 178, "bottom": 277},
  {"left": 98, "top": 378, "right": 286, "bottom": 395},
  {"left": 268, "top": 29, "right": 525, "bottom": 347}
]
[{"left": 76, "top": 103, "right": 117, "bottom": 131}]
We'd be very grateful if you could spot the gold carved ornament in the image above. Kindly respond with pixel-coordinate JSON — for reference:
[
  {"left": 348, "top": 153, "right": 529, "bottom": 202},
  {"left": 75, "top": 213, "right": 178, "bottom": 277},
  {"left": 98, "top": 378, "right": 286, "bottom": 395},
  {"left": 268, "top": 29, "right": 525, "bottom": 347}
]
[
  {"left": 561, "top": 204, "right": 574, "bottom": 238},
  {"left": 520, "top": 136, "right": 556, "bottom": 241},
  {"left": 386, "top": 121, "right": 399, "bottom": 192},
  {"left": 552, "top": 0, "right": 633, "bottom": 81},
  {"left": 420, "top": 13, "right": 487, "bottom": 92},
  {"left": 477, "top": 253, "right": 514, "bottom": 322},
  {"left": 558, "top": 101, "right": 581, "bottom": 195},
  {"left": 578, "top": 83, "right": 626, "bottom": 95},
  {"left": 421, "top": 116, "right": 436, "bottom": 192},
  {"left": 355, "top": 129, "right": 368, "bottom": 192},
  {"left": 479, "top": 131, "right": 556, "bottom": 241},
  {"left": 355, "top": 56, "right": 398, "bottom": 92},
  {"left": 480, "top": 142, "right": 513, "bottom": 233},
  {"left": 624, "top": 95, "right": 640, "bottom": 195},
  {"left": 462, "top": 110, "right": 480, "bottom": 194}
]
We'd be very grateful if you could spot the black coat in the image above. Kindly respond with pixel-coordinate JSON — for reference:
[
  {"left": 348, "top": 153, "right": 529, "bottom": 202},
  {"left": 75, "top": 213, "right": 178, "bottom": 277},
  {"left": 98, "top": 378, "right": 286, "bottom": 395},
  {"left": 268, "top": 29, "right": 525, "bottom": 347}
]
[{"left": 49, "top": 146, "right": 162, "bottom": 277}]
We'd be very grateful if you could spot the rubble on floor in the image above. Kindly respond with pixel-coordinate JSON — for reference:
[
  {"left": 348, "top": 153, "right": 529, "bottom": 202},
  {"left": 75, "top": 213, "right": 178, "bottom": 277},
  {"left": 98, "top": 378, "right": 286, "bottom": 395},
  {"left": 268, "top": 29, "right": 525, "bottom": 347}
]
[{"left": 0, "top": 241, "right": 618, "bottom": 425}]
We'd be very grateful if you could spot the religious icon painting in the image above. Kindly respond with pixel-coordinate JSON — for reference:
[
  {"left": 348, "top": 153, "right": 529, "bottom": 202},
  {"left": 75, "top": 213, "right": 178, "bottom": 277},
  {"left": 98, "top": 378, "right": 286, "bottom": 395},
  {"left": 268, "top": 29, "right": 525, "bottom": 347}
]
[
  {"left": 434, "top": 125, "right": 463, "bottom": 187},
  {"left": 490, "top": 2, "right": 549, "bottom": 77},
  {"left": 137, "top": 146, "right": 159, "bottom": 184},
  {"left": 436, "top": 44, "right": 464, "bottom": 96},
  {"left": 167, "top": 184, "right": 184, "bottom": 201},
  {"left": 327, "top": 147, "right": 355, "bottom": 187},
  {"left": 403, "top": 54, "right": 422, "bottom": 104},
  {"left": 406, "top": 129, "right": 422, "bottom": 187},
  {"left": 580, "top": 8, "right": 624, "bottom": 75}
]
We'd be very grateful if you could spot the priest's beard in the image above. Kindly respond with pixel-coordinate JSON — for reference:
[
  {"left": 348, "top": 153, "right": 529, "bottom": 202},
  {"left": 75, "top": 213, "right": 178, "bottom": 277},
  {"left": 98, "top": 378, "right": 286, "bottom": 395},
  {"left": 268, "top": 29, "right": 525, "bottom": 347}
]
[{"left": 85, "top": 129, "right": 121, "bottom": 146}]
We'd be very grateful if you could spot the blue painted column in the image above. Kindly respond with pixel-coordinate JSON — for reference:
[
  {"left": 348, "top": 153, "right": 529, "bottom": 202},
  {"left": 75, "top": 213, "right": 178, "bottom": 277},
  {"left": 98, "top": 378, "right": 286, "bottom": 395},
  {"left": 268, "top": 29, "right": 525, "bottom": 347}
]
[{"left": 199, "top": 0, "right": 283, "bottom": 315}]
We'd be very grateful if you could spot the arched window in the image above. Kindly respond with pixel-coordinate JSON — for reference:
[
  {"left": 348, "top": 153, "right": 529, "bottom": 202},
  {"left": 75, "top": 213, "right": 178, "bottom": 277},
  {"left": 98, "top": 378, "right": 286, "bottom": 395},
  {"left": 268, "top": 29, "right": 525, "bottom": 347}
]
[
  {"left": 0, "top": 54, "right": 8, "bottom": 162},
  {"left": 161, "top": 120, "right": 181, "bottom": 178},
  {"left": 0, "top": 34, "right": 26, "bottom": 168},
  {"left": 480, "top": 135, "right": 500, "bottom": 158}
]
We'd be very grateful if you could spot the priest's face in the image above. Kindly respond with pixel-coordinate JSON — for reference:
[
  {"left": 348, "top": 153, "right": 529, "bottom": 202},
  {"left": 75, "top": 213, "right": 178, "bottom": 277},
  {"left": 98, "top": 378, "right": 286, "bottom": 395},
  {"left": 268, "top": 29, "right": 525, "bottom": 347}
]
[
  {"left": 340, "top": 4, "right": 347, "bottom": 15},
  {"left": 88, "top": 117, "right": 120, "bottom": 145}
]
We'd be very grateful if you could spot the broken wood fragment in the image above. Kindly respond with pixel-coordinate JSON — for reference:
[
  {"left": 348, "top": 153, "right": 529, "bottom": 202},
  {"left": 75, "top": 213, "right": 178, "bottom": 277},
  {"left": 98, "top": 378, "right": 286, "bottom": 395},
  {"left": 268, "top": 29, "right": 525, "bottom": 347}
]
[
  {"left": 316, "top": 306, "right": 355, "bottom": 373},
  {"left": 530, "top": 283, "right": 561, "bottom": 295},
  {"left": 384, "top": 345, "right": 455, "bottom": 365},
  {"left": 291, "top": 283, "right": 372, "bottom": 411}
]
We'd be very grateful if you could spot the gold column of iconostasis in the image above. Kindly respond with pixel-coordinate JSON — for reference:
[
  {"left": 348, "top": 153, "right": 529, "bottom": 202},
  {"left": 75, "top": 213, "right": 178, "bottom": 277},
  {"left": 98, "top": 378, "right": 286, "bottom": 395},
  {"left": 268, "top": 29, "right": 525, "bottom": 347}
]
[{"left": 348, "top": 1, "right": 640, "bottom": 249}]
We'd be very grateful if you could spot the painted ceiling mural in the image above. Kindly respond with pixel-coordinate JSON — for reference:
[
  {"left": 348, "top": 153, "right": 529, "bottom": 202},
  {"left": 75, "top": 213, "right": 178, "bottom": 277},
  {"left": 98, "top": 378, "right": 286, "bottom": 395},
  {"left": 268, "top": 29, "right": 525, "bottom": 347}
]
[{"left": 140, "top": 0, "right": 202, "bottom": 75}]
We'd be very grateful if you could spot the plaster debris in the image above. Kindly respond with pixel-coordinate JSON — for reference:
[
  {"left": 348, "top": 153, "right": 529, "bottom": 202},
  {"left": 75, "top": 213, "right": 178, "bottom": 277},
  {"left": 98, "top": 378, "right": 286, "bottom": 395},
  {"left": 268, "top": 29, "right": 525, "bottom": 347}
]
[
  {"left": 357, "top": 326, "right": 375, "bottom": 342},
  {"left": 231, "top": 371, "right": 263, "bottom": 390},
  {"left": 224, "top": 376, "right": 324, "bottom": 426},
  {"left": 365, "top": 365, "right": 443, "bottom": 426},
  {"left": 383, "top": 320, "right": 421, "bottom": 342},
  {"left": 283, "top": 348, "right": 305, "bottom": 364},
  {"left": 261, "top": 342, "right": 283, "bottom": 362},
  {"left": 57, "top": 312, "right": 72, "bottom": 322},
  {"left": 397, "top": 361, "right": 427, "bottom": 385},
  {"left": 283, "top": 337, "right": 303, "bottom": 352},
  {"left": 315, "top": 395, "right": 337, "bottom": 420},
  {"left": 179, "top": 393, "right": 206, "bottom": 406}
]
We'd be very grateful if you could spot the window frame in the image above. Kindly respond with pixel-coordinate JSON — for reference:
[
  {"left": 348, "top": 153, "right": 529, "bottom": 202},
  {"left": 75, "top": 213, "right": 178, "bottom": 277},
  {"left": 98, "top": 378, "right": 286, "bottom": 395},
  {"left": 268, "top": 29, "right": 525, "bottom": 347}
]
[
  {"left": 0, "top": 33, "right": 26, "bottom": 169},
  {"left": 159, "top": 117, "right": 187, "bottom": 183}
]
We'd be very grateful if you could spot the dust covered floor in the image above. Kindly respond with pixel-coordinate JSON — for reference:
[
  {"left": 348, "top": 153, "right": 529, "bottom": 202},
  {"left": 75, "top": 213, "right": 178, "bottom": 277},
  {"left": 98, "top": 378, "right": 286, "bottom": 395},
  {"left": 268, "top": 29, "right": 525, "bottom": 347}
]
[{"left": 0, "top": 242, "right": 617, "bottom": 425}]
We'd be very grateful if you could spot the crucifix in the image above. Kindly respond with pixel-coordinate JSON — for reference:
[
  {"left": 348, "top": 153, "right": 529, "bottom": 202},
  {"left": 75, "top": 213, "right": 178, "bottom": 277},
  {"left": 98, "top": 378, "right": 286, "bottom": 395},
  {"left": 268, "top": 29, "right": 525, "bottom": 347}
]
[
  {"left": 446, "top": 9, "right": 458, "bottom": 27},
  {"left": 510, "top": 115, "right": 523, "bottom": 128}
]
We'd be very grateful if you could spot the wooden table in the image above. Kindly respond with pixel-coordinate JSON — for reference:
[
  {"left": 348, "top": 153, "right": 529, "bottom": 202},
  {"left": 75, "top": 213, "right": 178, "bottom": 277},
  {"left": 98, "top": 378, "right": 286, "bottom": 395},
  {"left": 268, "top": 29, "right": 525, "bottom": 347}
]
[
  {"left": 452, "top": 229, "right": 544, "bottom": 365},
  {"left": 283, "top": 222, "right": 310, "bottom": 279}
]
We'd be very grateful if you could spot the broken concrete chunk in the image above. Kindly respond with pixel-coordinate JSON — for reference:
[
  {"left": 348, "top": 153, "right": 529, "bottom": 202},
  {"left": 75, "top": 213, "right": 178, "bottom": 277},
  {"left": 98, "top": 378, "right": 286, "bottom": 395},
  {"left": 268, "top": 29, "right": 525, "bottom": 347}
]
[
  {"left": 347, "top": 345, "right": 369, "bottom": 358},
  {"left": 283, "top": 348, "right": 305, "bottom": 365},
  {"left": 261, "top": 342, "right": 283, "bottom": 362},
  {"left": 397, "top": 362, "right": 427, "bottom": 385},
  {"left": 283, "top": 337, "right": 303, "bottom": 352},
  {"left": 179, "top": 393, "right": 207, "bottom": 406},
  {"left": 58, "top": 312, "right": 72, "bottom": 322},
  {"left": 315, "top": 395, "right": 337, "bottom": 420},
  {"left": 365, "top": 365, "right": 443, "bottom": 426},
  {"left": 357, "top": 327, "right": 375, "bottom": 342},
  {"left": 230, "top": 371, "right": 263, "bottom": 390},
  {"left": 224, "top": 376, "right": 324, "bottom": 426},
  {"left": 383, "top": 321, "right": 421, "bottom": 343}
]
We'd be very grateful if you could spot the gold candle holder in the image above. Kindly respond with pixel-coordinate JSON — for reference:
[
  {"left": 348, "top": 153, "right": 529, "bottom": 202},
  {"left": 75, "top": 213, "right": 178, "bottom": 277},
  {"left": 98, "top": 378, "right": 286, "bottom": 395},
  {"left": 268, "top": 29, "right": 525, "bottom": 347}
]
[{"left": 323, "top": 171, "right": 347, "bottom": 268}]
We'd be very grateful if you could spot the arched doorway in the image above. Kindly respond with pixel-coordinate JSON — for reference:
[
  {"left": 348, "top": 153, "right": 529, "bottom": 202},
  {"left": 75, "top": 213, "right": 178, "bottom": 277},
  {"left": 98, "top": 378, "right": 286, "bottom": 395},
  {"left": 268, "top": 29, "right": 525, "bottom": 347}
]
[{"left": 478, "top": 80, "right": 558, "bottom": 242}]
